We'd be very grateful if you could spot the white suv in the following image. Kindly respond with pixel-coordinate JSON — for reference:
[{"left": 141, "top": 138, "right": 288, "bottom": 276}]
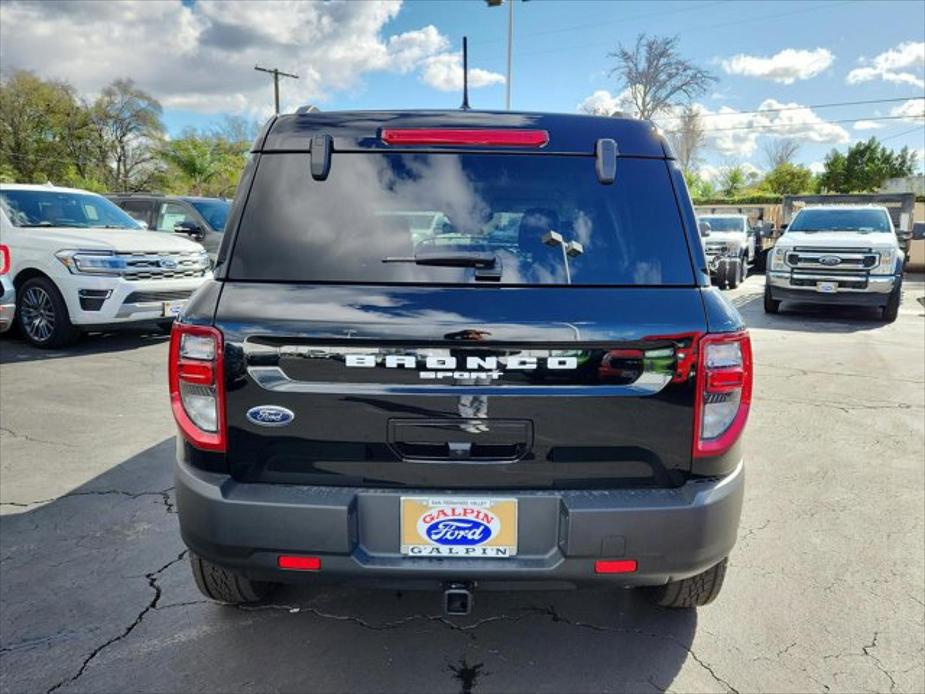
[
  {"left": 0, "top": 184, "right": 210, "bottom": 347},
  {"left": 765, "top": 205, "right": 903, "bottom": 322}
]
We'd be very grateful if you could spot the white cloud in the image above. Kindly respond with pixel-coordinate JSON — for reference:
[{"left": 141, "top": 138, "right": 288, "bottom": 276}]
[
  {"left": 691, "top": 99, "right": 850, "bottom": 157},
  {"left": 847, "top": 41, "right": 925, "bottom": 89},
  {"left": 0, "top": 0, "right": 497, "bottom": 116},
  {"left": 721, "top": 48, "right": 834, "bottom": 84},
  {"left": 576, "top": 89, "right": 635, "bottom": 116},
  {"left": 853, "top": 120, "right": 882, "bottom": 130},
  {"left": 808, "top": 161, "right": 825, "bottom": 174},
  {"left": 418, "top": 53, "right": 504, "bottom": 92},
  {"left": 890, "top": 99, "right": 925, "bottom": 123}
]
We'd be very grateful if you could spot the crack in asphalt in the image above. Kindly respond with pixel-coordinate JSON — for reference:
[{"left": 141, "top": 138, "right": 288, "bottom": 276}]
[
  {"left": 44, "top": 550, "right": 188, "bottom": 694},
  {"left": 822, "top": 630, "right": 901, "bottom": 693},
  {"left": 759, "top": 396, "right": 920, "bottom": 414},
  {"left": 222, "top": 601, "right": 739, "bottom": 693},
  {"left": 0, "top": 426, "right": 71, "bottom": 447},
  {"left": 0, "top": 488, "right": 176, "bottom": 514},
  {"left": 757, "top": 363, "right": 925, "bottom": 385}
]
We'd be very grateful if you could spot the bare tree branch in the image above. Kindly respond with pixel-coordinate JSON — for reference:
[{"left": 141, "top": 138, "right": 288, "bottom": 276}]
[
  {"left": 608, "top": 34, "right": 716, "bottom": 120},
  {"left": 667, "top": 104, "right": 705, "bottom": 173},
  {"left": 761, "top": 137, "right": 800, "bottom": 170}
]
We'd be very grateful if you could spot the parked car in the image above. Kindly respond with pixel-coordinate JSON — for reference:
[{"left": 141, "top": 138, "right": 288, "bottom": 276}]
[
  {"left": 0, "top": 184, "right": 211, "bottom": 347},
  {"left": 765, "top": 204, "right": 904, "bottom": 322},
  {"left": 171, "top": 110, "right": 751, "bottom": 614},
  {"left": 0, "top": 243, "right": 13, "bottom": 333},
  {"left": 108, "top": 193, "right": 230, "bottom": 260},
  {"left": 698, "top": 214, "right": 756, "bottom": 289}
]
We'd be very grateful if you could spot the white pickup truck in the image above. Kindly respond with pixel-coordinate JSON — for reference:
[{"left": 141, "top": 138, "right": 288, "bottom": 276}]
[
  {"left": 0, "top": 184, "right": 210, "bottom": 347},
  {"left": 765, "top": 205, "right": 904, "bottom": 322},
  {"left": 698, "top": 214, "right": 755, "bottom": 289}
]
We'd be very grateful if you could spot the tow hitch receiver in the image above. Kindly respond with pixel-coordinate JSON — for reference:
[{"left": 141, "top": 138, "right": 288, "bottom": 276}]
[{"left": 444, "top": 582, "right": 474, "bottom": 616}]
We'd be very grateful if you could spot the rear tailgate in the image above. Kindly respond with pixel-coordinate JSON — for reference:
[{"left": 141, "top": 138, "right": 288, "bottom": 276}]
[{"left": 217, "top": 283, "right": 705, "bottom": 489}]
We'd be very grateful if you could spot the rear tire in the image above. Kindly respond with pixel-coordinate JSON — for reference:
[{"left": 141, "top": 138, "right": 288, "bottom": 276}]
[
  {"left": 646, "top": 557, "right": 728, "bottom": 608},
  {"left": 189, "top": 551, "right": 277, "bottom": 605},
  {"left": 727, "top": 258, "right": 742, "bottom": 289},
  {"left": 16, "top": 277, "right": 80, "bottom": 348},
  {"left": 763, "top": 283, "right": 780, "bottom": 314},
  {"left": 882, "top": 281, "right": 901, "bottom": 323}
]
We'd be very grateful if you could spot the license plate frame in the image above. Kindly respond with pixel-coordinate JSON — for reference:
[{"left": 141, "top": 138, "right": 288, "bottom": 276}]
[
  {"left": 163, "top": 300, "right": 187, "bottom": 317},
  {"left": 816, "top": 281, "right": 838, "bottom": 294},
  {"left": 400, "top": 497, "right": 518, "bottom": 558}
]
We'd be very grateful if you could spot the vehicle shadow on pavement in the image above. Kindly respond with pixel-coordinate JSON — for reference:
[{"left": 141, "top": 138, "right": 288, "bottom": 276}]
[
  {"left": 0, "top": 329, "right": 169, "bottom": 365},
  {"left": 0, "top": 439, "right": 701, "bottom": 694},
  {"left": 730, "top": 291, "right": 891, "bottom": 334}
]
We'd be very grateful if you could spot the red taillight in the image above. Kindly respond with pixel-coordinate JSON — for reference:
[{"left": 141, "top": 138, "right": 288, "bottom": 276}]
[
  {"left": 693, "top": 331, "right": 752, "bottom": 459},
  {"left": 0, "top": 245, "right": 10, "bottom": 275},
  {"left": 595, "top": 559, "right": 638, "bottom": 574},
  {"left": 169, "top": 324, "right": 226, "bottom": 452},
  {"left": 278, "top": 555, "right": 321, "bottom": 571},
  {"left": 381, "top": 128, "right": 549, "bottom": 147}
]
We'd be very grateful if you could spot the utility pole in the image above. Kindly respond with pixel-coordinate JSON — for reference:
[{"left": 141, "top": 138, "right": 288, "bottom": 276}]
[{"left": 254, "top": 65, "right": 299, "bottom": 115}]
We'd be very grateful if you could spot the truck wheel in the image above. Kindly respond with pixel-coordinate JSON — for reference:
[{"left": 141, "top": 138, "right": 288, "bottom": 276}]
[
  {"left": 16, "top": 277, "right": 80, "bottom": 348},
  {"left": 727, "top": 259, "right": 742, "bottom": 289},
  {"left": 882, "top": 281, "right": 902, "bottom": 323},
  {"left": 763, "top": 283, "right": 780, "bottom": 314},
  {"left": 189, "top": 551, "right": 277, "bottom": 605},
  {"left": 646, "top": 557, "right": 727, "bottom": 608}
]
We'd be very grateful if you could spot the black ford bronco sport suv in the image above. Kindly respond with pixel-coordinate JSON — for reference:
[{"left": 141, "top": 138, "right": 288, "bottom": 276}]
[{"left": 170, "top": 110, "right": 751, "bottom": 613}]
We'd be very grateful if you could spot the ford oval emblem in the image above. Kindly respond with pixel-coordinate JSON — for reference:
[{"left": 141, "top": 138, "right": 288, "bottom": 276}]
[
  {"left": 819, "top": 255, "right": 841, "bottom": 266},
  {"left": 425, "top": 519, "right": 493, "bottom": 546},
  {"left": 246, "top": 405, "right": 295, "bottom": 427}
]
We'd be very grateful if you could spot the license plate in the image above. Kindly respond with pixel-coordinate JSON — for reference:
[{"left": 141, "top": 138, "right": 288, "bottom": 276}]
[
  {"left": 163, "top": 300, "right": 187, "bottom": 317},
  {"left": 400, "top": 497, "right": 517, "bottom": 558},
  {"left": 816, "top": 281, "right": 837, "bottom": 294}
]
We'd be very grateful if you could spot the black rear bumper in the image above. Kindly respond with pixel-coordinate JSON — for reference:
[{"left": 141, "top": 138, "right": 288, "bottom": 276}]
[{"left": 175, "top": 458, "right": 744, "bottom": 589}]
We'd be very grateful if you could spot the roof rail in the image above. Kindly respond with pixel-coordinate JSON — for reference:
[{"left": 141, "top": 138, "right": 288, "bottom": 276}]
[{"left": 110, "top": 191, "right": 166, "bottom": 197}]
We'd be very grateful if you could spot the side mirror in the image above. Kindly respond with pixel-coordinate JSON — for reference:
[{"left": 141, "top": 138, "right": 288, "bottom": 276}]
[
  {"left": 698, "top": 221, "right": 711, "bottom": 237},
  {"left": 174, "top": 221, "right": 204, "bottom": 240}
]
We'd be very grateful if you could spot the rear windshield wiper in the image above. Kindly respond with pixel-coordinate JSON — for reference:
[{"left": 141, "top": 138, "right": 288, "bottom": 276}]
[{"left": 382, "top": 251, "right": 502, "bottom": 280}]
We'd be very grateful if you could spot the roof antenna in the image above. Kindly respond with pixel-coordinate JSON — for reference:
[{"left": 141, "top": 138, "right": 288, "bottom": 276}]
[{"left": 460, "top": 36, "right": 470, "bottom": 110}]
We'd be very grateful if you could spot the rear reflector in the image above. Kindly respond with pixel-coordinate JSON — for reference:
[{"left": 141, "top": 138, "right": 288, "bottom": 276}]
[
  {"left": 594, "top": 559, "right": 638, "bottom": 574},
  {"left": 381, "top": 128, "right": 549, "bottom": 147},
  {"left": 0, "top": 245, "right": 9, "bottom": 275},
  {"left": 278, "top": 555, "right": 321, "bottom": 571}
]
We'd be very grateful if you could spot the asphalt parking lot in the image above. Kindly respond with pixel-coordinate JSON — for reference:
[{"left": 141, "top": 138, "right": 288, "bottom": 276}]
[{"left": 1, "top": 273, "right": 923, "bottom": 694}]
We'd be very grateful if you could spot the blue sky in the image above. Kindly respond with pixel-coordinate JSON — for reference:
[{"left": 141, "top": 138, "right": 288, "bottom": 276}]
[{"left": 2, "top": 0, "right": 923, "bottom": 175}]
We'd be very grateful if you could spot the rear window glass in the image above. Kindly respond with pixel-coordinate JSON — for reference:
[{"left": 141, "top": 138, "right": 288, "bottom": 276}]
[{"left": 229, "top": 154, "right": 694, "bottom": 285}]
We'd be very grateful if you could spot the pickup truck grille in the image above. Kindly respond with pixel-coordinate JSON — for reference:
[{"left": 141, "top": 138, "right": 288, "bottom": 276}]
[
  {"left": 785, "top": 246, "right": 878, "bottom": 271},
  {"left": 116, "top": 252, "right": 210, "bottom": 281},
  {"left": 704, "top": 241, "right": 727, "bottom": 255}
]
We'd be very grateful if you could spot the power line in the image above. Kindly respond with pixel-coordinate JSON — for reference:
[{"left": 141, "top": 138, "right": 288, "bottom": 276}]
[
  {"left": 517, "top": 0, "right": 851, "bottom": 59},
  {"left": 658, "top": 96, "right": 925, "bottom": 121},
  {"left": 880, "top": 124, "right": 925, "bottom": 142},
  {"left": 666, "top": 114, "right": 924, "bottom": 135}
]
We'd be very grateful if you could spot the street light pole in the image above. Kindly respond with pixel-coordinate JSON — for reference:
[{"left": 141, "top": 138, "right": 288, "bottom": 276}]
[
  {"left": 254, "top": 65, "right": 300, "bottom": 115},
  {"left": 506, "top": 0, "right": 513, "bottom": 110}
]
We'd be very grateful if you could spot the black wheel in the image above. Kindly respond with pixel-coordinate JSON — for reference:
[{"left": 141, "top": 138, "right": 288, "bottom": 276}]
[
  {"left": 882, "top": 281, "right": 901, "bottom": 323},
  {"left": 646, "top": 558, "right": 728, "bottom": 608},
  {"left": 189, "top": 551, "right": 277, "bottom": 605},
  {"left": 727, "top": 259, "right": 742, "bottom": 289},
  {"left": 763, "top": 282, "right": 780, "bottom": 314},
  {"left": 16, "top": 277, "right": 80, "bottom": 348}
]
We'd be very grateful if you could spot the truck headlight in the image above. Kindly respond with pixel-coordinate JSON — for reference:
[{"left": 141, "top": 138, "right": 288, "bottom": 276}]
[
  {"left": 55, "top": 250, "right": 126, "bottom": 276},
  {"left": 874, "top": 249, "right": 896, "bottom": 274},
  {"left": 770, "top": 246, "right": 788, "bottom": 272}
]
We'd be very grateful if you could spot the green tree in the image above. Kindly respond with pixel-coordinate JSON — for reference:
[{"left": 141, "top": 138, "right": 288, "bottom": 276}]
[
  {"left": 719, "top": 164, "right": 747, "bottom": 197},
  {"left": 88, "top": 79, "right": 165, "bottom": 191},
  {"left": 818, "top": 137, "right": 919, "bottom": 192},
  {"left": 759, "top": 162, "right": 814, "bottom": 195},
  {"left": 0, "top": 70, "right": 88, "bottom": 184}
]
